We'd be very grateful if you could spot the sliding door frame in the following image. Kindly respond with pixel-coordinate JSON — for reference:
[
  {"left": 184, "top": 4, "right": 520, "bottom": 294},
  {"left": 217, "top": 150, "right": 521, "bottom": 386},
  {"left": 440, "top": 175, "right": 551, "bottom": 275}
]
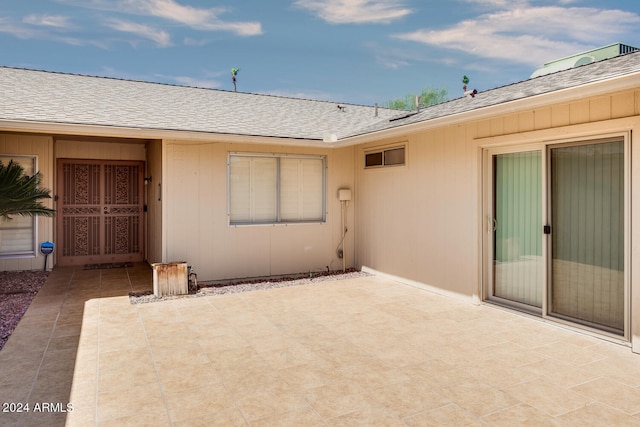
[
  {"left": 482, "top": 131, "right": 631, "bottom": 342},
  {"left": 483, "top": 143, "right": 548, "bottom": 316}
]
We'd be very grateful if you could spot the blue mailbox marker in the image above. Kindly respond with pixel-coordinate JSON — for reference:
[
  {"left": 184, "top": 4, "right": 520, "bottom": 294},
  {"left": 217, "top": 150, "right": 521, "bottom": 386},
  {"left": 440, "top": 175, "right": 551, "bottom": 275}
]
[{"left": 40, "top": 241, "right": 54, "bottom": 271}]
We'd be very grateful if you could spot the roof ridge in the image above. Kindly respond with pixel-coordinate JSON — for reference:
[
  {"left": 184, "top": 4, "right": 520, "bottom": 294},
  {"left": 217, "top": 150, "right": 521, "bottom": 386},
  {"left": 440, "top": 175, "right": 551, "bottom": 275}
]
[
  {"left": 411, "top": 49, "right": 640, "bottom": 114},
  {"left": 0, "top": 65, "right": 391, "bottom": 110}
]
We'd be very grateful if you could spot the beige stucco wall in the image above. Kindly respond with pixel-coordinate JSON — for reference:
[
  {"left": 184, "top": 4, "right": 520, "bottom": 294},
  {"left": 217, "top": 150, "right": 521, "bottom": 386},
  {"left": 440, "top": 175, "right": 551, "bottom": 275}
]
[
  {"left": 0, "top": 133, "right": 54, "bottom": 271},
  {"left": 162, "top": 140, "right": 355, "bottom": 281}
]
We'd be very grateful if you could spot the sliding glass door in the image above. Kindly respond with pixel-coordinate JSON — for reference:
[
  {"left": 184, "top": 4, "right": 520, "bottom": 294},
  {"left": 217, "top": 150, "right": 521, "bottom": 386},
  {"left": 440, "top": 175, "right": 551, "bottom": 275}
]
[
  {"left": 486, "top": 138, "right": 627, "bottom": 337},
  {"left": 549, "top": 141, "right": 625, "bottom": 333},
  {"left": 492, "top": 151, "right": 543, "bottom": 309}
]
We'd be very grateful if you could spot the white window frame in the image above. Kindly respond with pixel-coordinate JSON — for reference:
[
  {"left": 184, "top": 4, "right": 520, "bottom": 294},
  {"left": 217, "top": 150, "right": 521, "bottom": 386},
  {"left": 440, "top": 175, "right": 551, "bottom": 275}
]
[
  {"left": 0, "top": 155, "right": 38, "bottom": 258},
  {"left": 227, "top": 153, "right": 326, "bottom": 225}
]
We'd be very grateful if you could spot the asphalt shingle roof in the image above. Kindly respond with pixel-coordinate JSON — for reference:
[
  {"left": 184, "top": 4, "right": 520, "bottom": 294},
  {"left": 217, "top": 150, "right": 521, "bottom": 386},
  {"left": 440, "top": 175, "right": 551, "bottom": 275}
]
[
  {"left": 2, "top": 50, "right": 640, "bottom": 142},
  {"left": 351, "top": 50, "right": 640, "bottom": 137},
  {"left": 0, "top": 67, "right": 396, "bottom": 141}
]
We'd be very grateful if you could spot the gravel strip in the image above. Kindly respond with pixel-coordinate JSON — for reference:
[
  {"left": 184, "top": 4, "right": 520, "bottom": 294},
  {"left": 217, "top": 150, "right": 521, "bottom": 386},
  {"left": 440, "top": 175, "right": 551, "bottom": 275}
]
[
  {"left": 0, "top": 271, "right": 49, "bottom": 351},
  {"left": 129, "top": 270, "right": 370, "bottom": 304}
]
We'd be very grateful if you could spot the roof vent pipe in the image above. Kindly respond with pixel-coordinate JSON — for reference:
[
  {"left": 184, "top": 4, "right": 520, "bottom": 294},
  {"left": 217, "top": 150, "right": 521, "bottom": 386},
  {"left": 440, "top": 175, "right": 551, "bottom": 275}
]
[
  {"left": 374, "top": 103, "right": 378, "bottom": 117},
  {"left": 415, "top": 95, "right": 420, "bottom": 113}
]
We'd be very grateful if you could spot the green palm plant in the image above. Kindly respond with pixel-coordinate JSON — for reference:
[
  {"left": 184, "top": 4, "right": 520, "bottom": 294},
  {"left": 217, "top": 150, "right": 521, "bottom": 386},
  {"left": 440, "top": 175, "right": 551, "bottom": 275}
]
[{"left": 0, "top": 160, "right": 55, "bottom": 220}]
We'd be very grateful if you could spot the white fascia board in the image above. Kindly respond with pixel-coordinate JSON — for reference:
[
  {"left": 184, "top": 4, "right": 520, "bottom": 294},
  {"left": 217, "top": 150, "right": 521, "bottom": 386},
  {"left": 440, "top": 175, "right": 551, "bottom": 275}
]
[
  {"left": 334, "top": 72, "right": 640, "bottom": 147},
  {"left": 0, "top": 119, "right": 325, "bottom": 147}
]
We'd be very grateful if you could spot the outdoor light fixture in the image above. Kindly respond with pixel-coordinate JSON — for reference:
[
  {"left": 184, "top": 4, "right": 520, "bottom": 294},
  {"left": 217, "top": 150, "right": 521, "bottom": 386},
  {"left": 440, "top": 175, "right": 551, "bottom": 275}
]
[{"left": 323, "top": 133, "right": 337, "bottom": 143}]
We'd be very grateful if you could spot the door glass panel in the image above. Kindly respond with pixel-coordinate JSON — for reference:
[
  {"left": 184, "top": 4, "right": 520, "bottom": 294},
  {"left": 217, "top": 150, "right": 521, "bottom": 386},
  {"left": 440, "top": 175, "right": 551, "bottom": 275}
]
[
  {"left": 493, "top": 151, "right": 542, "bottom": 308},
  {"left": 550, "top": 141, "right": 624, "bottom": 333}
]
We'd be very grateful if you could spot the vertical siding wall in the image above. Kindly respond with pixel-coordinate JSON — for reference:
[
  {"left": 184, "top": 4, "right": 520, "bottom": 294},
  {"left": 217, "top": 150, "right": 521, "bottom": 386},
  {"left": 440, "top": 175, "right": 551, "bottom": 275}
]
[
  {"left": 55, "top": 139, "right": 146, "bottom": 161},
  {"left": 354, "top": 88, "right": 640, "bottom": 302},
  {"left": 354, "top": 127, "right": 478, "bottom": 299},
  {"left": 0, "top": 133, "right": 54, "bottom": 271},
  {"left": 163, "top": 140, "right": 355, "bottom": 281}
]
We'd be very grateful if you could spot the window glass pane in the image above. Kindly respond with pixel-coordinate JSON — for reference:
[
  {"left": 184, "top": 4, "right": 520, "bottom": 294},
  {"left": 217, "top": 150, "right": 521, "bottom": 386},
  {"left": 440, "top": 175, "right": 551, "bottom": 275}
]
[
  {"left": 0, "top": 216, "right": 34, "bottom": 254},
  {"left": 365, "top": 152, "right": 382, "bottom": 167},
  {"left": 384, "top": 147, "right": 405, "bottom": 166},
  {"left": 279, "top": 158, "right": 301, "bottom": 221},
  {"left": 280, "top": 158, "right": 323, "bottom": 221},
  {"left": 301, "top": 159, "right": 324, "bottom": 220},
  {"left": 0, "top": 156, "right": 36, "bottom": 255},
  {"left": 229, "top": 156, "right": 251, "bottom": 222},
  {"left": 0, "top": 156, "right": 34, "bottom": 175},
  {"left": 229, "top": 154, "right": 324, "bottom": 224},
  {"left": 493, "top": 151, "right": 542, "bottom": 308},
  {"left": 550, "top": 140, "right": 624, "bottom": 332},
  {"left": 251, "top": 157, "right": 277, "bottom": 222}
]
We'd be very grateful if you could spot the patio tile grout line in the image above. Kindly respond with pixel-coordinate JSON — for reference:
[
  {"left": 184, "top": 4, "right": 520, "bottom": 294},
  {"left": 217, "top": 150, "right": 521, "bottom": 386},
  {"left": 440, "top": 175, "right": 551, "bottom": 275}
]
[
  {"left": 136, "top": 294, "right": 176, "bottom": 427},
  {"left": 19, "top": 268, "right": 75, "bottom": 425},
  {"left": 196, "top": 295, "right": 254, "bottom": 426},
  {"left": 94, "top": 269, "right": 102, "bottom": 427}
]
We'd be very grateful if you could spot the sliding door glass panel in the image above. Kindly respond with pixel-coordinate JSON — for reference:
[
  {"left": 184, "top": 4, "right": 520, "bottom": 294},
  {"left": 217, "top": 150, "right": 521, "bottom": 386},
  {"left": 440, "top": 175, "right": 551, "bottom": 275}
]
[
  {"left": 550, "top": 141, "right": 624, "bottom": 332},
  {"left": 493, "top": 151, "right": 542, "bottom": 308}
]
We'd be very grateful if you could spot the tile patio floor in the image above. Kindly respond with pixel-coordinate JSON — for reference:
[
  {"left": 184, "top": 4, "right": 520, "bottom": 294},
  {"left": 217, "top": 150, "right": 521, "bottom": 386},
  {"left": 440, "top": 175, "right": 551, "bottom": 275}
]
[{"left": 2, "top": 264, "right": 640, "bottom": 426}]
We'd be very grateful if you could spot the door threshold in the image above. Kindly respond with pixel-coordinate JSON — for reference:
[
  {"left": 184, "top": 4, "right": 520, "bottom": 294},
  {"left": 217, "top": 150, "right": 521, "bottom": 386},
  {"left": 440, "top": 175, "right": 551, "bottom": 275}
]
[{"left": 482, "top": 300, "right": 630, "bottom": 348}]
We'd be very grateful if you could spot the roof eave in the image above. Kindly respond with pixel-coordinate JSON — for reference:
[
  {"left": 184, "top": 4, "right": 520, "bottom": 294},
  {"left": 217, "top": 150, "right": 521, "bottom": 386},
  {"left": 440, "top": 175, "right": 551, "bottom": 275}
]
[
  {"left": 0, "top": 119, "right": 325, "bottom": 147},
  {"left": 334, "top": 71, "right": 640, "bottom": 147}
]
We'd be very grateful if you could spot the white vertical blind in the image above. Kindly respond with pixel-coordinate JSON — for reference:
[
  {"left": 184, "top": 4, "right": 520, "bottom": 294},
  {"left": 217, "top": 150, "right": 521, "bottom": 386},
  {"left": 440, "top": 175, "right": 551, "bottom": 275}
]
[
  {"left": 280, "top": 158, "right": 323, "bottom": 221},
  {"left": 0, "top": 156, "right": 36, "bottom": 256},
  {"left": 251, "top": 157, "right": 277, "bottom": 222},
  {"left": 493, "top": 151, "right": 542, "bottom": 307},
  {"left": 229, "top": 156, "right": 251, "bottom": 223},
  {"left": 229, "top": 155, "right": 324, "bottom": 224},
  {"left": 229, "top": 156, "right": 277, "bottom": 223}
]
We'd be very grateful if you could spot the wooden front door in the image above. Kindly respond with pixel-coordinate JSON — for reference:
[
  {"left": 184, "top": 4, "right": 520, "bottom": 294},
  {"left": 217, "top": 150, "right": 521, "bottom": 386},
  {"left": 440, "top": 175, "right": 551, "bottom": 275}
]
[{"left": 57, "top": 159, "right": 144, "bottom": 266}]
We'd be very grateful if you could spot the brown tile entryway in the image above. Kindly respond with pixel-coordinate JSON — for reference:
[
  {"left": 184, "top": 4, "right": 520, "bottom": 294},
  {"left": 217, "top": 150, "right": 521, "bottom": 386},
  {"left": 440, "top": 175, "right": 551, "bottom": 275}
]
[{"left": 2, "top": 264, "right": 640, "bottom": 426}]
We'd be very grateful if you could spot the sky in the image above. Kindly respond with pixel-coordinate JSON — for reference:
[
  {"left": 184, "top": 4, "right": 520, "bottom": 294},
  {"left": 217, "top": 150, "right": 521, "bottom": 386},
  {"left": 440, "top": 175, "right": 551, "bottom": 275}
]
[{"left": 1, "top": 0, "right": 639, "bottom": 107}]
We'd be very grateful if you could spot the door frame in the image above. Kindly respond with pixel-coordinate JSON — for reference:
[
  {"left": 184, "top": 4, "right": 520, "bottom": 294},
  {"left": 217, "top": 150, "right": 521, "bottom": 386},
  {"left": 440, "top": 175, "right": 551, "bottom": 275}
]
[
  {"left": 483, "top": 143, "right": 548, "bottom": 316},
  {"left": 482, "top": 132, "right": 631, "bottom": 342},
  {"left": 56, "top": 158, "right": 145, "bottom": 267}
]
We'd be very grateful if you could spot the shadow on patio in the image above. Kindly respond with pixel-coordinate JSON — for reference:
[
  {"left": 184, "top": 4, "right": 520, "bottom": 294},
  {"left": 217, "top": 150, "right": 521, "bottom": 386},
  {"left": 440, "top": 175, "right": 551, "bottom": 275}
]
[
  {"left": 2, "top": 264, "right": 640, "bottom": 426},
  {"left": 0, "top": 263, "right": 151, "bottom": 426}
]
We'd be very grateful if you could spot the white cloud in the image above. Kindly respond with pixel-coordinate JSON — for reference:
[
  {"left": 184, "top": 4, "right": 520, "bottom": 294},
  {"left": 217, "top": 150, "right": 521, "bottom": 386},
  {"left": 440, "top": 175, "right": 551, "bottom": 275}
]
[
  {"left": 23, "top": 14, "right": 72, "bottom": 29},
  {"left": 130, "top": 0, "right": 262, "bottom": 35},
  {"left": 0, "top": 15, "right": 107, "bottom": 47},
  {"left": 294, "top": 0, "right": 412, "bottom": 24},
  {"left": 460, "top": 0, "right": 527, "bottom": 6},
  {"left": 394, "top": 5, "right": 640, "bottom": 67},
  {"left": 0, "top": 17, "right": 34, "bottom": 38},
  {"left": 62, "top": 0, "right": 262, "bottom": 36},
  {"left": 376, "top": 55, "right": 410, "bottom": 69},
  {"left": 105, "top": 19, "right": 172, "bottom": 47}
]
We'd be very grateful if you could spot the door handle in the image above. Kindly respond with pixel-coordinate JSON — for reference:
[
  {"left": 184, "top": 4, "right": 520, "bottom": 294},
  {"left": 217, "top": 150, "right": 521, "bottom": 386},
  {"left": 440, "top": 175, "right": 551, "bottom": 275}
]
[{"left": 492, "top": 218, "right": 497, "bottom": 232}]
